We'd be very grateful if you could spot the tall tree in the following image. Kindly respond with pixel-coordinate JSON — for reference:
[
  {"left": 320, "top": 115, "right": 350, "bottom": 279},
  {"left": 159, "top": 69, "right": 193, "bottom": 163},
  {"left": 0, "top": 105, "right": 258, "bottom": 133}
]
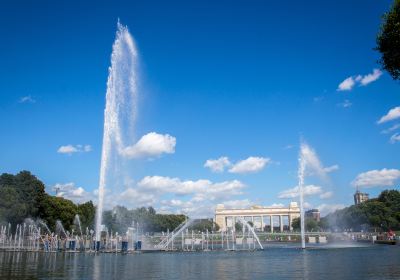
[{"left": 376, "top": 0, "right": 400, "bottom": 80}]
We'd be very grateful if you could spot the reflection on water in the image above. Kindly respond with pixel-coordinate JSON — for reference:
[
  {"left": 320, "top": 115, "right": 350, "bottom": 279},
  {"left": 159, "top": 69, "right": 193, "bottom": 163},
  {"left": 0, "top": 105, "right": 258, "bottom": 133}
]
[{"left": 0, "top": 246, "right": 399, "bottom": 280}]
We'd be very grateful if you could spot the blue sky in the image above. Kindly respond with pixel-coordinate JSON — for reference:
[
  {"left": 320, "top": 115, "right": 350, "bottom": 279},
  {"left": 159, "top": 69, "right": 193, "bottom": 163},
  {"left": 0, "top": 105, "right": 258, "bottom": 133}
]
[{"left": 0, "top": 0, "right": 399, "bottom": 216}]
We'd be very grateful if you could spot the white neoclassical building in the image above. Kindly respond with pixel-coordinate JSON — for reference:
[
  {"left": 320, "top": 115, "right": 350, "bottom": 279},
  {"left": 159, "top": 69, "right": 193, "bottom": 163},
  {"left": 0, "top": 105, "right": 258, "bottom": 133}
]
[{"left": 214, "top": 202, "right": 300, "bottom": 232}]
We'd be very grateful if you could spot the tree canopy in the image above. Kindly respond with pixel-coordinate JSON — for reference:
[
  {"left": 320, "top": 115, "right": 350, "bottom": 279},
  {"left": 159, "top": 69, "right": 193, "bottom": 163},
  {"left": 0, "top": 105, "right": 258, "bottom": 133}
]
[
  {"left": 102, "top": 206, "right": 188, "bottom": 234},
  {"left": 0, "top": 171, "right": 95, "bottom": 231},
  {"left": 322, "top": 189, "right": 400, "bottom": 231},
  {"left": 376, "top": 0, "right": 400, "bottom": 80}
]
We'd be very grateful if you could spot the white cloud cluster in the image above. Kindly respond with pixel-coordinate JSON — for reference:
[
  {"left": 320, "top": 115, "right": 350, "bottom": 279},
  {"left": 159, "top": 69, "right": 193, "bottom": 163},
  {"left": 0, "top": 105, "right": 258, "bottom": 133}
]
[
  {"left": 377, "top": 107, "right": 400, "bottom": 144},
  {"left": 337, "top": 77, "right": 355, "bottom": 91},
  {"left": 204, "top": 157, "right": 231, "bottom": 173},
  {"left": 138, "top": 176, "right": 244, "bottom": 199},
  {"left": 229, "top": 157, "right": 270, "bottom": 174},
  {"left": 352, "top": 168, "right": 400, "bottom": 188},
  {"left": 319, "top": 191, "right": 333, "bottom": 199},
  {"left": 121, "top": 132, "right": 176, "bottom": 158},
  {"left": 390, "top": 133, "right": 400, "bottom": 144},
  {"left": 278, "top": 185, "right": 323, "bottom": 199},
  {"left": 57, "top": 144, "right": 92, "bottom": 154},
  {"left": 377, "top": 106, "right": 400, "bottom": 124},
  {"left": 323, "top": 165, "right": 339, "bottom": 173},
  {"left": 53, "top": 183, "right": 94, "bottom": 204},
  {"left": 278, "top": 184, "right": 333, "bottom": 200},
  {"left": 337, "top": 69, "right": 382, "bottom": 91},
  {"left": 135, "top": 176, "right": 247, "bottom": 217},
  {"left": 204, "top": 156, "right": 270, "bottom": 174},
  {"left": 220, "top": 199, "right": 253, "bottom": 209},
  {"left": 381, "top": 123, "right": 400, "bottom": 134},
  {"left": 317, "top": 203, "right": 345, "bottom": 215}
]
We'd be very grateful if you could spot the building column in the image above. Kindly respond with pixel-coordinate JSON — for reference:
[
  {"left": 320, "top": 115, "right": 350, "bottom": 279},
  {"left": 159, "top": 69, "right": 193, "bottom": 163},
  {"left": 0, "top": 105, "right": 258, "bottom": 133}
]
[
  {"left": 261, "top": 216, "right": 264, "bottom": 231},
  {"left": 270, "top": 216, "right": 273, "bottom": 233},
  {"left": 280, "top": 215, "right": 283, "bottom": 232}
]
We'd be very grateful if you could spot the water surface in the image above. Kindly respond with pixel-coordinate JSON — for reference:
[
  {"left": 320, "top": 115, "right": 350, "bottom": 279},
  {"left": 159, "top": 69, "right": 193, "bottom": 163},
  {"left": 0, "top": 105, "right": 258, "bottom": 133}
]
[{"left": 0, "top": 246, "right": 399, "bottom": 279}]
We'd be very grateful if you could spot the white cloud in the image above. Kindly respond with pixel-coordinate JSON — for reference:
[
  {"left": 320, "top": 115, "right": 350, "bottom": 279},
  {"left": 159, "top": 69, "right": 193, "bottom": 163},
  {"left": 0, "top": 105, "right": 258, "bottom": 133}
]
[
  {"left": 121, "top": 132, "right": 176, "bottom": 158},
  {"left": 269, "top": 203, "right": 285, "bottom": 207},
  {"left": 204, "top": 157, "right": 231, "bottom": 173},
  {"left": 138, "top": 176, "right": 245, "bottom": 199},
  {"left": 337, "top": 69, "right": 382, "bottom": 91},
  {"left": 381, "top": 123, "right": 400, "bottom": 134},
  {"left": 19, "top": 95, "right": 36, "bottom": 103},
  {"left": 228, "top": 156, "right": 270, "bottom": 174},
  {"left": 323, "top": 164, "right": 339, "bottom": 173},
  {"left": 377, "top": 106, "right": 400, "bottom": 124},
  {"left": 317, "top": 203, "right": 345, "bottom": 216},
  {"left": 218, "top": 199, "right": 253, "bottom": 209},
  {"left": 358, "top": 69, "right": 383, "bottom": 86},
  {"left": 57, "top": 144, "right": 92, "bottom": 154},
  {"left": 53, "top": 183, "right": 94, "bottom": 204},
  {"left": 352, "top": 168, "right": 400, "bottom": 188},
  {"left": 337, "top": 77, "right": 355, "bottom": 91},
  {"left": 115, "top": 187, "right": 156, "bottom": 206},
  {"left": 390, "top": 133, "right": 400, "bottom": 144},
  {"left": 319, "top": 191, "right": 333, "bottom": 199},
  {"left": 337, "top": 100, "right": 352, "bottom": 108},
  {"left": 83, "top": 145, "right": 92, "bottom": 152},
  {"left": 303, "top": 202, "right": 313, "bottom": 209},
  {"left": 58, "top": 145, "right": 78, "bottom": 154},
  {"left": 278, "top": 185, "right": 323, "bottom": 199}
]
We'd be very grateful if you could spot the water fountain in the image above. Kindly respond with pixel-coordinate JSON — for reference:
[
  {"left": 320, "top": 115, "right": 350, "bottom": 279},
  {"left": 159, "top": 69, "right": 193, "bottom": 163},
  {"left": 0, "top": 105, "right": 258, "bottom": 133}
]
[
  {"left": 298, "top": 145, "right": 306, "bottom": 249},
  {"left": 56, "top": 220, "right": 68, "bottom": 238},
  {"left": 74, "top": 214, "right": 83, "bottom": 237},
  {"left": 298, "top": 141, "right": 327, "bottom": 249},
  {"left": 95, "top": 21, "right": 138, "bottom": 242}
]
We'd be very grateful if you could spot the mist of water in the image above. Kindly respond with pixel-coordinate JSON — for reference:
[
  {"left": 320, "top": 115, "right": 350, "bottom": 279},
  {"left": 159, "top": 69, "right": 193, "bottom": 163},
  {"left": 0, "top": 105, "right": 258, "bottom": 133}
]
[{"left": 95, "top": 22, "right": 138, "bottom": 241}]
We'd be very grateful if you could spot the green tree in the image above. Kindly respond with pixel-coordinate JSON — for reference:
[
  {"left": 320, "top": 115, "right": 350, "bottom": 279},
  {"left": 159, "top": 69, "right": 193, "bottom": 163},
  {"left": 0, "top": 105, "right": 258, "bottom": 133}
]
[
  {"left": 190, "top": 219, "right": 220, "bottom": 232},
  {"left": 291, "top": 217, "right": 320, "bottom": 231},
  {"left": 0, "top": 171, "right": 46, "bottom": 227},
  {"left": 77, "top": 201, "right": 96, "bottom": 230},
  {"left": 325, "top": 189, "right": 400, "bottom": 231},
  {"left": 376, "top": 0, "right": 400, "bottom": 80}
]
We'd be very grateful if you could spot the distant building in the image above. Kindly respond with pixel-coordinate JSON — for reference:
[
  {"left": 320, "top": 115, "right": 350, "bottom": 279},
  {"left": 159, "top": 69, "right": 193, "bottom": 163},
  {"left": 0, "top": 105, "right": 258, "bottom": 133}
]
[
  {"left": 214, "top": 202, "right": 300, "bottom": 232},
  {"left": 354, "top": 190, "right": 369, "bottom": 205},
  {"left": 305, "top": 209, "right": 320, "bottom": 222}
]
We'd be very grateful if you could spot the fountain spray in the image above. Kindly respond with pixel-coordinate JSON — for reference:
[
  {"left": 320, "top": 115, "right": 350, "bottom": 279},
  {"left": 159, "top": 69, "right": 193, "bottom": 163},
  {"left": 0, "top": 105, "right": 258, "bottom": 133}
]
[
  {"left": 95, "top": 21, "right": 138, "bottom": 241},
  {"left": 298, "top": 144, "right": 306, "bottom": 249},
  {"left": 298, "top": 141, "right": 328, "bottom": 249}
]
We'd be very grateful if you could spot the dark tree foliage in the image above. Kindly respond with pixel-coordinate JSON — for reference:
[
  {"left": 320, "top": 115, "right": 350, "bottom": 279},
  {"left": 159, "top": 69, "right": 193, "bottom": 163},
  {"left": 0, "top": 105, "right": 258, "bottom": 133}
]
[
  {"left": 0, "top": 171, "right": 96, "bottom": 232},
  {"left": 0, "top": 171, "right": 222, "bottom": 234},
  {"left": 102, "top": 206, "right": 187, "bottom": 234},
  {"left": 324, "top": 189, "right": 400, "bottom": 231},
  {"left": 376, "top": 0, "right": 400, "bottom": 80},
  {"left": 190, "top": 219, "right": 220, "bottom": 232},
  {"left": 0, "top": 171, "right": 46, "bottom": 225},
  {"left": 291, "top": 217, "right": 321, "bottom": 232}
]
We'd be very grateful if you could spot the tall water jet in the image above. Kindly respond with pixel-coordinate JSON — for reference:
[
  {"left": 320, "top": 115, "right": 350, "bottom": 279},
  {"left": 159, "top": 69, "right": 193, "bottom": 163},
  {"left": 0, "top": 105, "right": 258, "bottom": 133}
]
[
  {"left": 298, "top": 147, "right": 306, "bottom": 249},
  {"left": 298, "top": 141, "right": 327, "bottom": 249},
  {"left": 95, "top": 22, "right": 138, "bottom": 241}
]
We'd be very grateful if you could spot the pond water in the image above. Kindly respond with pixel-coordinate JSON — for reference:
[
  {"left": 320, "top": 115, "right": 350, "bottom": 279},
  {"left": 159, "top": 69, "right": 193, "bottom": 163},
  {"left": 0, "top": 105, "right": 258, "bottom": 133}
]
[{"left": 0, "top": 245, "right": 399, "bottom": 279}]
